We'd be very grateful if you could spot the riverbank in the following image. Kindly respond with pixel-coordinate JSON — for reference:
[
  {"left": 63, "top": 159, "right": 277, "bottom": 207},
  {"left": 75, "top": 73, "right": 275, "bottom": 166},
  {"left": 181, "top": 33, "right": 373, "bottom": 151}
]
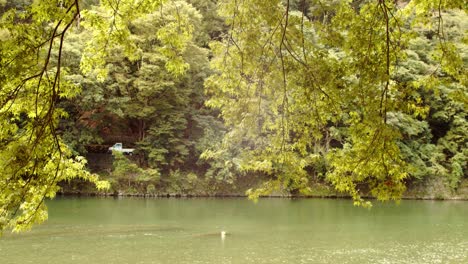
[
  {"left": 58, "top": 176, "right": 468, "bottom": 201},
  {"left": 74, "top": 152, "right": 468, "bottom": 201}
]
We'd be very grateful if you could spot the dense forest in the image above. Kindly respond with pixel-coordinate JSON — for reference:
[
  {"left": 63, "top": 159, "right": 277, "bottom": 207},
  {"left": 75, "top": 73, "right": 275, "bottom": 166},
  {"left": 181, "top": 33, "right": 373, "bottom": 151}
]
[{"left": 0, "top": 0, "right": 466, "bottom": 232}]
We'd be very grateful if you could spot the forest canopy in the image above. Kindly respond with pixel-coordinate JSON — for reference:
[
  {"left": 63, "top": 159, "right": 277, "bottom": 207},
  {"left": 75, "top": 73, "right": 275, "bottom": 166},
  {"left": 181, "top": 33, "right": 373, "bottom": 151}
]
[{"left": 0, "top": 0, "right": 466, "bottom": 233}]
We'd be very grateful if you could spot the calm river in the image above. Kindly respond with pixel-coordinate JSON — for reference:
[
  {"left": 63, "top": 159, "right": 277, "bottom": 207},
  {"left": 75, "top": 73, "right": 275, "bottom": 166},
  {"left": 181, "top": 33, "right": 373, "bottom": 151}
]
[{"left": 0, "top": 197, "right": 467, "bottom": 263}]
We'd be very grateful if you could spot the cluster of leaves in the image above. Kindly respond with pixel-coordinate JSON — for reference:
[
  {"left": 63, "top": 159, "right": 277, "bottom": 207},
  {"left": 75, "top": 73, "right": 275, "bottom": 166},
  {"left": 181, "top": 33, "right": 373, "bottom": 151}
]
[
  {"left": 1, "top": 0, "right": 212, "bottom": 233},
  {"left": 108, "top": 152, "right": 160, "bottom": 194},
  {"left": 58, "top": 0, "right": 234, "bottom": 193},
  {"left": 1, "top": 0, "right": 466, "bottom": 233},
  {"left": 394, "top": 9, "right": 467, "bottom": 190},
  {"left": 206, "top": 0, "right": 467, "bottom": 205},
  {"left": 0, "top": 0, "right": 112, "bottom": 233}
]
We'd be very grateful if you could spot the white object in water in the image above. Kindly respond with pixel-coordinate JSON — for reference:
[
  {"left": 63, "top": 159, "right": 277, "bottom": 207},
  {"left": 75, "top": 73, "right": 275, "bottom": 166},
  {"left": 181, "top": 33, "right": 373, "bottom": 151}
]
[{"left": 221, "top": 231, "right": 226, "bottom": 240}]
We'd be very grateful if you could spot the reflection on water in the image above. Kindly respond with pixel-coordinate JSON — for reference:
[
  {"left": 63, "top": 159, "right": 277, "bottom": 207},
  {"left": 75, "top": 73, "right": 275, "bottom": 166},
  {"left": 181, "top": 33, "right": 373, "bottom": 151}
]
[{"left": 1, "top": 197, "right": 467, "bottom": 264}]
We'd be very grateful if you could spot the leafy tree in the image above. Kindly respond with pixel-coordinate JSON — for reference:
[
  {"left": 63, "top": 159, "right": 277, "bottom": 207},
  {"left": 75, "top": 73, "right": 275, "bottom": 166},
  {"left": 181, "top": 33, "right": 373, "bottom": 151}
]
[
  {"left": 186, "top": 0, "right": 227, "bottom": 46},
  {"left": 400, "top": 10, "right": 468, "bottom": 189},
  {"left": 0, "top": 0, "right": 113, "bottom": 233},
  {"left": 109, "top": 152, "right": 160, "bottom": 194},
  {"left": 60, "top": 1, "right": 228, "bottom": 191},
  {"left": 0, "top": 0, "right": 195, "bottom": 233},
  {"left": 0, "top": 0, "right": 466, "bottom": 234},
  {"left": 206, "top": 0, "right": 467, "bottom": 205}
]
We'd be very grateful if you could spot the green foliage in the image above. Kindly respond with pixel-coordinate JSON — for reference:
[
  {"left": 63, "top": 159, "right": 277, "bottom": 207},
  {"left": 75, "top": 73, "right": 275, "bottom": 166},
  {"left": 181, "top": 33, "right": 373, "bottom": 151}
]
[
  {"left": 1, "top": 0, "right": 466, "bottom": 234},
  {"left": 57, "top": 1, "right": 230, "bottom": 199},
  {"left": 0, "top": 0, "right": 202, "bottom": 233},
  {"left": 390, "top": 10, "right": 468, "bottom": 190},
  {"left": 0, "top": 0, "right": 110, "bottom": 233},
  {"left": 186, "top": 0, "right": 226, "bottom": 46},
  {"left": 78, "top": 2, "right": 215, "bottom": 170},
  {"left": 206, "top": 0, "right": 467, "bottom": 205},
  {"left": 146, "top": 183, "right": 156, "bottom": 194},
  {"left": 109, "top": 152, "right": 160, "bottom": 194},
  {"left": 80, "top": 0, "right": 194, "bottom": 79}
]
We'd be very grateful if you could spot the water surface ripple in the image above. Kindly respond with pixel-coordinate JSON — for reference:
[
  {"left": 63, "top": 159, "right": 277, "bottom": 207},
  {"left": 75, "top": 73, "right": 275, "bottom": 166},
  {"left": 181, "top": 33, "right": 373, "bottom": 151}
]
[{"left": 1, "top": 197, "right": 466, "bottom": 264}]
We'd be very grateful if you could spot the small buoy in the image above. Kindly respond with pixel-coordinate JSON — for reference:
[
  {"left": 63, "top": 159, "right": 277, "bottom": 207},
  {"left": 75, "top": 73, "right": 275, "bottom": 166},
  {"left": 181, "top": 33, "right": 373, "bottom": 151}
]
[{"left": 221, "top": 231, "right": 226, "bottom": 239}]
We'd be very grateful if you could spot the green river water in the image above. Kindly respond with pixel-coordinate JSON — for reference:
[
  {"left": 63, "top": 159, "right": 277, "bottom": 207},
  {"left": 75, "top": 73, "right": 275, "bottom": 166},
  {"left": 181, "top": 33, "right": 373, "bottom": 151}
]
[{"left": 0, "top": 197, "right": 467, "bottom": 264}]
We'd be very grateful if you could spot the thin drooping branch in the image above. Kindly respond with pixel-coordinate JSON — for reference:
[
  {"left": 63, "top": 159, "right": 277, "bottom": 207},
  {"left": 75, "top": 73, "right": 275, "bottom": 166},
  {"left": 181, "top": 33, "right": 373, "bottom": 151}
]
[
  {"left": 21, "top": 0, "right": 82, "bottom": 228},
  {"left": 279, "top": 0, "right": 290, "bottom": 152},
  {"left": 379, "top": 0, "right": 391, "bottom": 124},
  {"left": 1, "top": 0, "right": 82, "bottom": 229}
]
